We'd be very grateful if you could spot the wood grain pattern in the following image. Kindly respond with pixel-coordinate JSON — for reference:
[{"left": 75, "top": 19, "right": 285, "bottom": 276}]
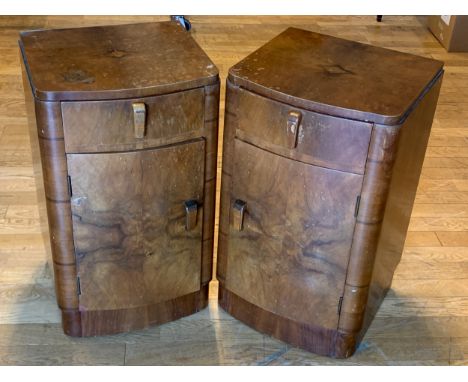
[
  {"left": 0, "top": 343, "right": 126, "bottom": 366},
  {"left": 19, "top": 20, "right": 220, "bottom": 337},
  {"left": 19, "top": 22, "right": 219, "bottom": 101},
  {"left": 216, "top": 80, "right": 239, "bottom": 284},
  {"left": 201, "top": 83, "right": 220, "bottom": 284},
  {"left": 21, "top": 55, "right": 82, "bottom": 334},
  {"left": 68, "top": 140, "right": 205, "bottom": 311},
  {"left": 61, "top": 88, "right": 205, "bottom": 153},
  {"left": 2, "top": 15, "right": 467, "bottom": 365},
  {"left": 79, "top": 285, "right": 209, "bottom": 337},
  {"left": 235, "top": 87, "right": 372, "bottom": 174},
  {"left": 219, "top": 285, "right": 352, "bottom": 358},
  {"left": 219, "top": 24, "right": 443, "bottom": 358},
  {"left": 358, "top": 75, "right": 443, "bottom": 344},
  {"left": 229, "top": 27, "right": 443, "bottom": 125},
  {"left": 225, "top": 139, "right": 363, "bottom": 328}
]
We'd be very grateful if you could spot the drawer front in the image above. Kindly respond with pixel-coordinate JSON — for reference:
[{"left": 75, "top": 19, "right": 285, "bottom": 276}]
[
  {"left": 236, "top": 88, "right": 372, "bottom": 174},
  {"left": 62, "top": 87, "right": 205, "bottom": 153},
  {"left": 68, "top": 139, "right": 205, "bottom": 311},
  {"left": 226, "top": 139, "right": 363, "bottom": 329}
]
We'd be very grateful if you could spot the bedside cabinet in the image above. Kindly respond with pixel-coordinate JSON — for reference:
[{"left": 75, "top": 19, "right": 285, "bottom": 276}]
[
  {"left": 20, "top": 22, "right": 219, "bottom": 336},
  {"left": 217, "top": 28, "right": 443, "bottom": 358}
]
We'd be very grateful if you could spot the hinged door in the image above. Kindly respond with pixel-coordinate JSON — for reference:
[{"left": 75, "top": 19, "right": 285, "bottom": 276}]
[
  {"left": 226, "top": 139, "right": 363, "bottom": 330},
  {"left": 67, "top": 139, "right": 205, "bottom": 311}
]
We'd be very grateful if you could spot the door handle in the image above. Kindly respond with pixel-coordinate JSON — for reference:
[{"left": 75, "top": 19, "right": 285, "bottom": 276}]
[
  {"left": 184, "top": 200, "right": 198, "bottom": 231},
  {"left": 232, "top": 199, "right": 247, "bottom": 231},
  {"left": 286, "top": 110, "right": 302, "bottom": 149},
  {"left": 132, "top": 102, "right": 146, "bottom": 138}
]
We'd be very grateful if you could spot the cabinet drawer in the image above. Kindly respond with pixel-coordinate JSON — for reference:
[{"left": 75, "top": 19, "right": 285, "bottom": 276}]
[
  {"left": 236, "top": 88, "right": 372, "bottom": 174},
  {"left": 62, "top": 87, "right": 205, "bottom": 153}
]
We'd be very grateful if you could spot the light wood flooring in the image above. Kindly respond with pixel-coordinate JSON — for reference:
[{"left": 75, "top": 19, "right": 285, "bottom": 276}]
[{"left": 0, "top": 16, "right": 467, "bottom": 365}]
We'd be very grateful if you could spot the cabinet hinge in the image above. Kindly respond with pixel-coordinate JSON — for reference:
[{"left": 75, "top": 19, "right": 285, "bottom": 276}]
[
  {"left": 338, "top": 296, "right": 343, "bottom": 315},
  {"left": 77, "top": 276, "right": 81, "bottom": 296},
  {"left": 67, "top": 175, "right": 73, "bottom": 198},
  {"left": 354, "top": 195, "right": 361, "bottom": 218}
]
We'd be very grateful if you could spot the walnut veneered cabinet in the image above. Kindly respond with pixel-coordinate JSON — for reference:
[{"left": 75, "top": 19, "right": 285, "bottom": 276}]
[
  {"left": 217, "top": 28, "right": 443, "bottom": 358},
  {"left": 20, "top": 22, "right": 219, "bottom": 336}
]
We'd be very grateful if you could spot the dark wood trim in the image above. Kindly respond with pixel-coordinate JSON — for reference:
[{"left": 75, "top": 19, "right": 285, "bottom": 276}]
[
  {"left": 66, "top": 285, "right": 210, "bottom": 337},
  {"left": 218, "top": 284, "right": 357, "bottom": 359}
]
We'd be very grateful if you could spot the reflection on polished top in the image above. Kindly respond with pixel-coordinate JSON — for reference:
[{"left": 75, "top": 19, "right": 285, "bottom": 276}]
[
  {"left": 19, "top": 22, "right": 219, "bottom": 101},
  {"left": 229, "top": 27, "right": 444, "bottom": 124}
]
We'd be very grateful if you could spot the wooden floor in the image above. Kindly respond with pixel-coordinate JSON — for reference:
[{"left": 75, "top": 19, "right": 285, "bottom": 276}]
[{"left": 0, "top": 15, "right": 467, "bottom": 365}]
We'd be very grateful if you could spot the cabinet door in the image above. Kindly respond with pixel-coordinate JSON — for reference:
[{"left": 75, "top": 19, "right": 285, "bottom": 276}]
[
  {"left": 67, "top": 139, "right": 205, "bottom": 311},
  {"left": 226, "top": 139, "right": 363, "bottom": 330}
]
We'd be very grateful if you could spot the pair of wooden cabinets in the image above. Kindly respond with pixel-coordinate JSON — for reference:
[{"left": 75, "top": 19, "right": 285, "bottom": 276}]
[{"left": 20, "top": 22, "right": 443, "bottom": 358}]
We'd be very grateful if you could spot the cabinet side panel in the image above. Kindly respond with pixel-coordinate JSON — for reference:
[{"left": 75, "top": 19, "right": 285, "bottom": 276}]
[
  {"left": 202, "top": 82, "right": 220, "bottom": 284},
  {"left": 346, "top": 126, "right": 402, "bottom": 287},
  {"left": 337, "top": 124, "right": 401, "bottom": 340},
  {"left": 35, "top": 101, "right": 79, "bottom": 311},
  {"left": 20, "top": 55, "right": 51, "bottom": 260},
  {"left": 21, "top": 47, "right": 81, "bottom": 336},
  {"left": 359, "top": 74, "right": 443, "bottom": 340},
  {"left": 217, "top": 80, "right": 239, "bottom": 283}
]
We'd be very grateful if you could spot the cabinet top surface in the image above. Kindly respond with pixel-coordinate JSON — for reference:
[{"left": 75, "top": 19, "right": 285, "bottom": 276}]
[
  {"left": 228, "top": 27, "right": 443, "bottom": 125},
  {"left": 19, "top": 22, "right": 219, "bottom": 101}
]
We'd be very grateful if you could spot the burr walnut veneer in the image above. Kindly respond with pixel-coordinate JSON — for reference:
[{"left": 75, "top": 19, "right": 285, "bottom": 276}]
[
  {"left": 217, "top": 28, "right": 444, "bottom": 358},
  {"left": 20, "top": 22, "right": 219, "bottom": 336}
]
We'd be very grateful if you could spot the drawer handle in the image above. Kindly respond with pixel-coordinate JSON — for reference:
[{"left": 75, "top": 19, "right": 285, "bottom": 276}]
[
  {"left": 132, "top": 103, "right": 146, "bottom": 139},
  {"left": 184, "top": 200, "right": 198, "bottom": 231},
  {"left": 232, "top": 199, "right": 247, "bottom": 231},
  {"left": 286, "top": 111, "right": 302, "bottom": 149}
]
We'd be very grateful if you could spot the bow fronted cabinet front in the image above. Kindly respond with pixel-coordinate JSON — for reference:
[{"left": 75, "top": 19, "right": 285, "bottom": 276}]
[
  {"left": 217, "top": 27, "right": 443, "bottom": 358},
  {"left": 19, "top": 22, "right": 219, "bottom": 336}
]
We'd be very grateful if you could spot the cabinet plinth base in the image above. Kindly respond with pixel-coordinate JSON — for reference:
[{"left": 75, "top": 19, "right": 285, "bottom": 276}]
[
  {"left": 218, "top": 284, "right": 357, "bottom": 359},
  {"left": 62, "top": 284, "right": 209, "bottom": 337}
]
